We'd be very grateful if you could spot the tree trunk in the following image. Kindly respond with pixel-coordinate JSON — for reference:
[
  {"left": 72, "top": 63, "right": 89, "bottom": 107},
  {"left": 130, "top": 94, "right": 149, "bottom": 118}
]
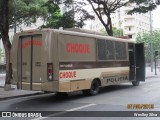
[
  {"left": 105, "top": 15, "right": 113, "bottom": 36},
  {"left": 0, "top": 0, "right": 12, "bottom": 89},
  {"left": 2, "top": 35, "right": 11, "bottom": 86}
]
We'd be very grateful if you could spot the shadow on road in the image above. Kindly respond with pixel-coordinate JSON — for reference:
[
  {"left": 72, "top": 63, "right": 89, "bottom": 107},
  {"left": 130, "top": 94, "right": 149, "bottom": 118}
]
[{"left": 6, "top": 84, "right": 137, "bottom": 111}]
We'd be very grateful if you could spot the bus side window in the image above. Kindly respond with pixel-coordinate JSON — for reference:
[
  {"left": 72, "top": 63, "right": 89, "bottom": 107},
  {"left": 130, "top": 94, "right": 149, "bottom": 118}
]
[
  {"left": 97, "top": 39, "right": 115, "bottom": 60},
  {"left": 115, "top": 42, "right": 127, "bottom": 60}
]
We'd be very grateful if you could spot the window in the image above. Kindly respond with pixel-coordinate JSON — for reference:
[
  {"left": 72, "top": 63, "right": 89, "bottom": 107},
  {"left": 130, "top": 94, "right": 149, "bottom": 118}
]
[
  {"left": 128, "top": 35, "right": 132, "bottom": 38},
  {"left": 106, "top": 41, "right": 115, "bottom": 60},
  {"left": 97, "top": 40, "right": 106, "bottom": 60},
  {"left": 97, "top": 39, "right": 127, "bottom": 60},
  {"left": 115, "top": 42, "right": 127, "bottom": 60},
  {"left": 97, "top": 40, "right": 115, "bottom": 60},
  {"left": 129, "top": 27, "right": 131, "bottom": 31}
]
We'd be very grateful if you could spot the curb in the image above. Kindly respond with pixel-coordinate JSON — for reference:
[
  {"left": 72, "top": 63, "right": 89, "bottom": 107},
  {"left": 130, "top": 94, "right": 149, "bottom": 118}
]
[
  {"left": 0, "top": 92, "right": 45, "bottom": 101},
  {"left": 145, "top": 75, "right": 160, "bottom": 79}
]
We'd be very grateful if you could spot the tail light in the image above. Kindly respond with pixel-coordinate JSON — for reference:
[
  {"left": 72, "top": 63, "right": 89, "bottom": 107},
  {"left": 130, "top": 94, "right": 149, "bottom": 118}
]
[{"left": 47, "top": 63, "right": 53, "bottom": 81}]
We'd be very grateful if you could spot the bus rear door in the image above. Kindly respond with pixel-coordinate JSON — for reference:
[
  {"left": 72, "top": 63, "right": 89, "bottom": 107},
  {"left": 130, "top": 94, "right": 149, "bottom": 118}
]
[{"left": 18, "top": 34, "right": 42, "bottom": 90}]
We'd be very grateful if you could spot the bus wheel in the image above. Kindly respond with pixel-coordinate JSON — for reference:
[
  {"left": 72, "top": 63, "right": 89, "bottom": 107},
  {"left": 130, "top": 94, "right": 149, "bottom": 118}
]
[
  {"left": 83, "top": 80, "right": 99, "bottom": 96},
  {"left": 132, "top": 81, "right": 140, "bottom": 86}
]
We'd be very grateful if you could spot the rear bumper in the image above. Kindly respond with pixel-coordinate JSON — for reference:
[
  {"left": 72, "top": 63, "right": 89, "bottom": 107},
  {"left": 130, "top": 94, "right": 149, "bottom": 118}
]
[{"left": 15, "top": 81, "right": 59, "bottom": 92}]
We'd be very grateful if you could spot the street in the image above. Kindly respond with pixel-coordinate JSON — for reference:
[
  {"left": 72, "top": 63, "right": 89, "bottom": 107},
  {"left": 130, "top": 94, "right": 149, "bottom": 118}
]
[{"left": 0, "top": 77, "right": 160, "bottom": 120}]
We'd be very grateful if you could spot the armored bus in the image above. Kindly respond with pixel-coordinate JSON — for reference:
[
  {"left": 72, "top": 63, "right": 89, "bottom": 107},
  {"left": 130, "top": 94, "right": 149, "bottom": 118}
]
[{"left": 11, "top": 29, "right": 145, "bottom": 95}]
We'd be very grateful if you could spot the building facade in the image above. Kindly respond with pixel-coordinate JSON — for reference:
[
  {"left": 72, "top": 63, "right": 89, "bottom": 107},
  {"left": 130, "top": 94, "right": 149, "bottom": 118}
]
[{"left": 89, "top": 6, "right": 152, "bottom": 41}]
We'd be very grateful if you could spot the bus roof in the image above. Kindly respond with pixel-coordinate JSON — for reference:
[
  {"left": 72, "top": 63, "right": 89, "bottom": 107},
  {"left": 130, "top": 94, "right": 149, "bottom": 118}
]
[{"left": 14, "top": 28, "right": 135, "bottom": 43}]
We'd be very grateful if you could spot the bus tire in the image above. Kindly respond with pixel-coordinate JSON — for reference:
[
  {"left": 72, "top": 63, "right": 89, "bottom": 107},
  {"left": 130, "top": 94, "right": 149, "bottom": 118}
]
[
  {"left": 83, "top": 80, "right": 100, "bottom": 96},
  {"left": 132, "top": 81, "right": 140, "bottom": 86}
]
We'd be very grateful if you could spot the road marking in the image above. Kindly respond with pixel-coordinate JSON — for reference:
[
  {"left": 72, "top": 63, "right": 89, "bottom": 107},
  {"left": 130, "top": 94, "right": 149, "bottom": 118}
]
[
  {"left": 66, "top": 103, "right": 96, "bottom": 111},
  {"left": 32, "top": 103, "right": 96, "bottom": 120}
]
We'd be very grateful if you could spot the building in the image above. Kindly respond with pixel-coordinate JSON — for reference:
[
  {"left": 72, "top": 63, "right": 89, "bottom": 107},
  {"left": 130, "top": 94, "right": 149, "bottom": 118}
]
[{"left": 89, "top": 5, "right": 152, "bottom": 41}]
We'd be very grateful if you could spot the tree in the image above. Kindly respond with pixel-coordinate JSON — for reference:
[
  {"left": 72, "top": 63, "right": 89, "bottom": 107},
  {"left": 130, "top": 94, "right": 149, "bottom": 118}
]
[
  {"left": 42, "top": 1, "right": 75, "bottom": 29},
  {"left": 0, "top": 0, "right": 11, "bottom": 89},
  {"left": 60, "top": 11, "right": 75, "bottom": 28},
  {"left": 136, "top": 30, "right": 160, "bottom": 62},
  {"left": 0, "top": 32, "right": 1, "bottom": 39},
  {"left": 87, "top": 0, "right": 129, "bottom": 36},
  {"left": 100, "top": 27, "right": 123, "bottom": 36},
  {"left": 64, "top": 0, "right": 95, "bottom": 28},
  {"left": 0, "top": 48, "right": 2, "bottom": 62},
  {"left": 41, "top": 1, "right": 63, "bottom": 28},
  {"left": 43, "top": 0, "right": 94, "bottom": 29},
  {"left": 0, "top": 0, "right": 49, "bottom": 89},
  {"left": 128, "top": 0, "right": 160, "bottom": 14},
  {"left": 9, "top": 0, "right": 48, "bottom": 28},
  {"left": 75, "top": 8, "right": 95, "bottom": 28}
]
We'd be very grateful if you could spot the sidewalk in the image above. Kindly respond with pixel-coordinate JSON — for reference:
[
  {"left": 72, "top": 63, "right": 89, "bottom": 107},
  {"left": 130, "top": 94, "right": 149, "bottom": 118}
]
[
  {"left": 145, "top": 67, "right": 160, "bottom": 79},
  {"left": 0, "top": 74, "right": 44, "bottom": 100},
  {"left": 0, "top": 88, "right": 44, "bottom": 101},
  {"left": 0, "top": 67, "right": 160, "bottom": 101}
]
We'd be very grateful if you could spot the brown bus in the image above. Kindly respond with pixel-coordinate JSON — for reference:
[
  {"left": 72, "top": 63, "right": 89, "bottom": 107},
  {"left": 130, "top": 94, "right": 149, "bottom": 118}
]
[{"left": 11, "top": 28, "right": 145, "bottom": 95}]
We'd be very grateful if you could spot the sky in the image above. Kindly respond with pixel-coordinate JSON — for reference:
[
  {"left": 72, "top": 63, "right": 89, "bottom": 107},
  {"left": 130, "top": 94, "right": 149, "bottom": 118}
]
[{"left": 153, "top": 6, "right": 160, "bottom": 29}]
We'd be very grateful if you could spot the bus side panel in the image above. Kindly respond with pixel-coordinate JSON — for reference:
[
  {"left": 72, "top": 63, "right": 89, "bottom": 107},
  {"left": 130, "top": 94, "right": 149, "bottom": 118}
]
[{"left": 58, "top": 34, "right": 97, "bottom": 92}]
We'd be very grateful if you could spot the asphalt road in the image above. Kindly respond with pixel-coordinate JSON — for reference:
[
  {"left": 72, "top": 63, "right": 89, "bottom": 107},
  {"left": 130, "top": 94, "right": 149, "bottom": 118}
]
[{"left": 0, "top": 77, "right": 160, "bottom": 120}]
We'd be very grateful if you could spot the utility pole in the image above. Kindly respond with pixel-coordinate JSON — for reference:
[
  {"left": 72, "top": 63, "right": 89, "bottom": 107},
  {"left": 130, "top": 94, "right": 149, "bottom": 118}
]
[
  {"left": 118, "top": 8, "right": 121, "bottom": 36},
  {"left": 149, "top": 11, "right": 153, "bottom": 72},
  {"left": 13, "top": 0, "right": 16, "bottom": 33}
]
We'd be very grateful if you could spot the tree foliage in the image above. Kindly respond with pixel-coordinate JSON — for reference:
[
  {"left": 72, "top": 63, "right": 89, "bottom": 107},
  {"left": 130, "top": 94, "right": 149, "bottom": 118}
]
[
  {"left": 136, "top": 30, "right": 160, "bottom": 62},
  {"left": 9, "top": 0, "right": 48, "bottom": 28},
  {"left": 87, "top": 0, "right": 129, "bottom": 36},
  {"left": 42, "top": 0, "right": 75, "bottom": 29},
  {"left": 63, "top": 0, "right": 94, "bottom": 28},
  {"left": 41, "top": 1, "right": 62, "bottom": 28},
  {"left": 0, "top": 32, "right": 1, "bottom": 39},
  {"left": 71, "top": 0, "right": 95, "bottom": 28},
  {"left": 42, "top": 0, "right": 94, "bottom": 29},
  {"left": 60, "top": 11, "right": 75, "bottom": 28},
  {"left": 100, "top": 27, "right": 123, "bottom": 37},
  {"left": 128, "top": 0, "right": 160, "bottom": 14}
]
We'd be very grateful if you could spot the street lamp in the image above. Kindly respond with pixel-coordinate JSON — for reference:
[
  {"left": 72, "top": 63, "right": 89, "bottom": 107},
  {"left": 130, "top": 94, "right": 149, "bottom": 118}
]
[
  {"left": 118, "top": 8, "right": 122, "bottom": 36},
  {"left": 149, "top": 11, "right": 153, "bottom": 72},
  {"left": 149, "top": 0, "right": 160, "bottom": 72}
]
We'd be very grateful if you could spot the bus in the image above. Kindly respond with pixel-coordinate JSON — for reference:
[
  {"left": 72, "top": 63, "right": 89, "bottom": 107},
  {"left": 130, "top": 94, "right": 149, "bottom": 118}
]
[{"left": 11, "top": 28, "right": 145, "bottom": 95}]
